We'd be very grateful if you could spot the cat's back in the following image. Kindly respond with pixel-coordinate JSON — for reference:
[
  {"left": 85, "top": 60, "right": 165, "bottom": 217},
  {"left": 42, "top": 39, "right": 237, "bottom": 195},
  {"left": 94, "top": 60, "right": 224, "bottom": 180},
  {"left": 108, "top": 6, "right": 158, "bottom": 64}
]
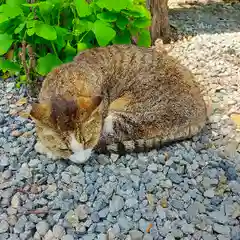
[{"left": 74, "top": 44, "right": 155, "bottom": 71}]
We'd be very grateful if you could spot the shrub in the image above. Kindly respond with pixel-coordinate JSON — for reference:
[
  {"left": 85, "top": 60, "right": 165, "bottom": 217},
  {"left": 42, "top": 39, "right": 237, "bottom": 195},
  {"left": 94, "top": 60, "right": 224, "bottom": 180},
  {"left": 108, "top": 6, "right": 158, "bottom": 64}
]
[{"left": 0, "top": 0, "right": 152, "bottom": 86}]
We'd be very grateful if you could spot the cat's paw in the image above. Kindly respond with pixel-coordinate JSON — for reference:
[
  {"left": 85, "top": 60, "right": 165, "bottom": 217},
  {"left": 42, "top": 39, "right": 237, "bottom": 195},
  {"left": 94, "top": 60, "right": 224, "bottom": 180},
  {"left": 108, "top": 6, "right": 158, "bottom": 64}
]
[
  {"left": 69, "top": 148, "right": 93, "bottom": 164},
  {"left": 34, "top": 141, "right": 47, "bottom": 154},
  {"left": 34, "top": 141, "right": 59, "bottom": 160}
]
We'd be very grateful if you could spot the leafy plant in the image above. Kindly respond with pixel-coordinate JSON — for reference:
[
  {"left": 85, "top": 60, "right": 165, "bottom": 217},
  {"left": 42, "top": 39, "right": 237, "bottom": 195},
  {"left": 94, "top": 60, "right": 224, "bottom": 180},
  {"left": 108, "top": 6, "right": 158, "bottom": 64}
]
[{"left": 0, "top": 0, "right": 152, "bottom": 87}]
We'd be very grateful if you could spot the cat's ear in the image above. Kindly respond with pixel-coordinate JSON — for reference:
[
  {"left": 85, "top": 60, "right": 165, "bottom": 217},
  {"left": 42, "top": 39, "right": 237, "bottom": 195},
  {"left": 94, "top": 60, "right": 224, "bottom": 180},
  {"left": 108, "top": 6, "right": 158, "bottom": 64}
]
[
  {"left": 76, "top": 95, "right": 102, "bottom": 113},
  {"left": 30, "top": 102, "right": 51, "bottom": 122}
]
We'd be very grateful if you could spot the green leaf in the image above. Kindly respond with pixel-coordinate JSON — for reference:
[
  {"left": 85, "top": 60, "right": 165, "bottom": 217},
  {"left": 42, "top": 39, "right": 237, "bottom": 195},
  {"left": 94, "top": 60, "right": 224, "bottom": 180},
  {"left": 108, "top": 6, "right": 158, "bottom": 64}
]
[
  {"left": 36, "top": 53, "right": 62, "bottom": 76},
  {"left": 39, "top": 2, "right": 54, "bottom": 23},
  {"left": 0, "top": 21, "right": 10, "bottom": 34},
  {"left": 14, "top": 22, "right": 26, "bottom": 34},
  {"left": 74, "top": 0, "right": 92, "bottom": 18},
  {"left": 116, "top": 15, "right": 128, "bottom": 30},
  {"left": 55, "top": 26, "right": 69, "bottom": 37},
  {"left": 73, "top": 19, "right": 93, "bottom": 36},
  {"left": 0, "top": 34, "right": 13, "bottom": 55},
  {"left": 55, "top": 26, "right": 69, "bottom": 50},
  {"left": 127, "top": 4, "right": 151, "bottom": 19},
  {"left": 6, "top": 0, "right": 25, "bottom": 6},
  {"left": 35, "top": 22, "right": 57, "bottom": 40},
  {"left": 0, "top": 58, "right": 21, "bottom": 72},
  {"left": 96, "top": 0, "right": 132, "bottom": 11},
  {"left": 0, "top": 14, "right": 9, "bottom": 24},
  {"left": 77, "top": 42, "right": 91, "bottom": 52},
  {"left": 112, "top": 30, "right": 131, "bottom": 45},
  {"left": 27, "top": 28, "right": 35, "bottom": 36},
  {"left": 26, "top": 20, "right": 36, "bottom": 28},
  {"left": 129, "top": 26, "right": 139, "bottom": 36},
  {"left": 121, "top": 9, "right": 144, "bottom": 18},
  {"left": 132, "top": 18, "right": 151, "bottom": 28},
  {"left": 0, "top": 4, "right": 23, "bottom": 22},
  {"left": 93, "top": 20, "right": 116, "bottom": 47},
  {"left": 137, "top": 29, "right": 151, "bottom": 47},
  {"left": 97, "top": 12, "right": 117, "bottom": 22},
  {"left": 63, "top": 41, "right": 76, "bottom": 56}
]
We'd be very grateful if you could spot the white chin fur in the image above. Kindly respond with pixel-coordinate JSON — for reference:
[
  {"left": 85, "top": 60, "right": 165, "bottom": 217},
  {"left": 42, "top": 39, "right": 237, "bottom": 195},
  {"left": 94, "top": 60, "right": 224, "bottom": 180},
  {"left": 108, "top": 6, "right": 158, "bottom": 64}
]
[{"left": 69, "top": 148, "right": 93, "bottom": 164}]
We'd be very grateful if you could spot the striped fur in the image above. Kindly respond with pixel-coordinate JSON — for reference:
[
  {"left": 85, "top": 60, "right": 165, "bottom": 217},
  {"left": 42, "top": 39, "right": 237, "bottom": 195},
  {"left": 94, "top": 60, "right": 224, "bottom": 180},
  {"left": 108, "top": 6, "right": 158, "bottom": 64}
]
[
  {"left": 30, "top": 44, "right": 209, "bottom": 162},
  {"left": 105, "top": 121, "right": 206, "bottom": 155}
]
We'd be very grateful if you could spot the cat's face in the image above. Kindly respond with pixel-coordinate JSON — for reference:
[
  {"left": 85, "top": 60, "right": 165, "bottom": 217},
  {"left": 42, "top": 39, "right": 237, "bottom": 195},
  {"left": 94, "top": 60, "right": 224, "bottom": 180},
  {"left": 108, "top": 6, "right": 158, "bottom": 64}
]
[{"left": 30, "top": 95, "right": 102, "bottom": 159}]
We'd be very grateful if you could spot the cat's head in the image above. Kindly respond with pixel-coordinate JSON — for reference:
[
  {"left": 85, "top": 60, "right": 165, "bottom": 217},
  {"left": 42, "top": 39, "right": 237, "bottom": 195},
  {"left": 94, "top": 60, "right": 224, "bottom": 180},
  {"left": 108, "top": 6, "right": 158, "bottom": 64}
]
[{"left": 30, "top": 95, "right": 102, "bottom": 158}]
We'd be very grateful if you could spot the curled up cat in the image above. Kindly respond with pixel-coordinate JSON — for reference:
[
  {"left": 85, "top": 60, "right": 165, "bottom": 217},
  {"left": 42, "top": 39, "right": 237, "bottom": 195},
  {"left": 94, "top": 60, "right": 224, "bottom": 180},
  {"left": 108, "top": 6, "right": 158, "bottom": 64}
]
[{"left": 30, "top": 44, "right": 210, "bottom": 164}]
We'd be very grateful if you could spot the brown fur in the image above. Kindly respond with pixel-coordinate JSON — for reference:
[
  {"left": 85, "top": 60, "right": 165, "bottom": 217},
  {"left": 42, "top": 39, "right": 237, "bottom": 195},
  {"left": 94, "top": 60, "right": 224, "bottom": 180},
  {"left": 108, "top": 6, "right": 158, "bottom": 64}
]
[{"left": 30, "top": 44, "right": 209, "bottom": 160}]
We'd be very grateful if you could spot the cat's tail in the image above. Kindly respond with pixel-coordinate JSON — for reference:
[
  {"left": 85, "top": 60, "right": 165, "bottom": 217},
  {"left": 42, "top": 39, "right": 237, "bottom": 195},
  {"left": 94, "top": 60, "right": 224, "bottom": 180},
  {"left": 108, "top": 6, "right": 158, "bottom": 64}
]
[
  {"left": 105, "top": 122, "right": 206, "bottom": 155},
  {"left": 105, "top": 136, "right": 175, "bottom": 155}
]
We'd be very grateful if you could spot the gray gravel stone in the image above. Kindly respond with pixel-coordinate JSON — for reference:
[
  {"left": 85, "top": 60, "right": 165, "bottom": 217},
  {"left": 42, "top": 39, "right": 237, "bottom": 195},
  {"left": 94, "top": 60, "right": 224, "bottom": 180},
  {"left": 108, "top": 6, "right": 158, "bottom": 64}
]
[
  {"left": 125, "top": 198, "right": 138, "bottom": 209},
  {"left": 14, "top": 216, "right": 27, "bottom": 233},
  {"left": 160, "top": 179, "right": 173, "bottom": 188},
  {"left": 229, "top": 181, "right": 240, "bottom": 193},
  {"left": 171, "top": 199, "right": 184, "bottom": 210},
  {"left": 28, "top": 158, "right": 40, "bottom": 168},
  {"left": 168, "top": 172, "right": 183, "bottom": 184},
  {"left": 143, "top": 234, "right": 153, "bottom": 240},
  {"left": 75, "top": 204, "right": 88, "bottom": 220},
  {"left": 98, "top": 208, "right": 109, "bottom": 219},
  {"left": 202, "top": 232, "right": 217, "bottom": 240},
  {"left": 171, "top": 228, "right": 183, "bottom": 238},
  {"left": 208, "top": 211, "right": 229, "bottom": 224},
  {"left": 36, "top": 220, "right": 50, "bottom": 236},
  {"left": 98, "top": 234, "right": 107, "bottom": 240},
  {"left": 61, "top": 172, "right": 71, "bottom": 184},
  {"left": 61, "top": 234, "right": 74, "bottom": 240},
  {"left": 213, "top": 223, "right": 230, "bottom": 236},
  {"left": 118, "top": 216, "right": 132, "bottom": 232},
  {"left": 204, "top": 188, "right": 215, "bottom": 198},
  {"left": 129, "top": 230, "right": 143, "bottom": 240},
  {"left": 148, "top": 163, "right": 158, "bottom": 172},
  {"left": 165, "top": 233, "right": 175, "bottom": 240},
  {"left": 181, "top": 223, "right": 195, "bottom": 234},
  {"left": 0, "top": 220, "right": 9, "bottom": 233},
  {"left": 79, "top": 192, "right": 88, "bottom": 202},
  {"left": 107, "top": 223, "right": 120, "bottom": 239},
  {"left": 0, "top": 155, "right": 9, "bottom": 167},
  {"left": 109, "top": 195, "right": 124, "bottom": 213},
  {"left": 53, "top": 224, "right": 65, "bottom": 238}
]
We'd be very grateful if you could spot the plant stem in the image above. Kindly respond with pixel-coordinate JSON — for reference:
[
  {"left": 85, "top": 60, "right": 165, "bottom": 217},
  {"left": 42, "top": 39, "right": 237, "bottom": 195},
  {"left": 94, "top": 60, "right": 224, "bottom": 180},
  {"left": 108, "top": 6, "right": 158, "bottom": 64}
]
[
  {"left": 51, "top": 42, "right": 58, "bottom": 57},
  {"left": 79, "top": 31, "right": 90, "bottom": 43}
]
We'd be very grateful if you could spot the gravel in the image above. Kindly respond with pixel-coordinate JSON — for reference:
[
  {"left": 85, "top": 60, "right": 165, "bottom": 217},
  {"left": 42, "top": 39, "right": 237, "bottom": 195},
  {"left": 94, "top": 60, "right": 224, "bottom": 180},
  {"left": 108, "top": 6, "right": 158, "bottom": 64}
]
[{"left": 0, "top": 2, "right": 240, "bottom": 239}]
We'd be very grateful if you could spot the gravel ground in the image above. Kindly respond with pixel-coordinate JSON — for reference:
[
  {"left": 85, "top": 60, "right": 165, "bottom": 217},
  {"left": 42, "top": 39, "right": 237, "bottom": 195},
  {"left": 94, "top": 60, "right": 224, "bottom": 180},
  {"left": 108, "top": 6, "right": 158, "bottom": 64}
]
[{"left": 1, "top": 2, "right": 240, "bottom": 240}]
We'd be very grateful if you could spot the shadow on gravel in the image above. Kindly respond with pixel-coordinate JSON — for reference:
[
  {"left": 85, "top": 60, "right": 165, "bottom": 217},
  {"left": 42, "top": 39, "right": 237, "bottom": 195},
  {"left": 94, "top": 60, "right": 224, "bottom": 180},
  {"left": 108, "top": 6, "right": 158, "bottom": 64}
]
[{"left": 168, "top": 2, "right": 240, "bottom": 36}]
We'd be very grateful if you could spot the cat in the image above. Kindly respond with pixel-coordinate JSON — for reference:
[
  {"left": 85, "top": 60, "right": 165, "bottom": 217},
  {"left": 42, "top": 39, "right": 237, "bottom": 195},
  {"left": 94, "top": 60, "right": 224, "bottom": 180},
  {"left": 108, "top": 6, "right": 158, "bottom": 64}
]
[{"left": 30, "top": 44, "right": 209, "bottom": 164}]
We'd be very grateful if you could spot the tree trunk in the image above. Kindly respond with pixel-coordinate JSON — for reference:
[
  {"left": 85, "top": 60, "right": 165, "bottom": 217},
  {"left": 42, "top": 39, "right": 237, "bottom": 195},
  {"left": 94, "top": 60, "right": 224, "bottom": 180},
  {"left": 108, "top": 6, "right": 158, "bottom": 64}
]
[{"left": 147, "top": 0, "right": 170, "bottom": 44}]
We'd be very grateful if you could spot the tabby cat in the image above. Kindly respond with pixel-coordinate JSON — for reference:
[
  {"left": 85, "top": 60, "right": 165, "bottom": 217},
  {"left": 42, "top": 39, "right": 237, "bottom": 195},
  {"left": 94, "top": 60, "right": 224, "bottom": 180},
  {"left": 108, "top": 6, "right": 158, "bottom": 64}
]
[{"left": 30, "top": 44, "right": 209, "bottom": 164}]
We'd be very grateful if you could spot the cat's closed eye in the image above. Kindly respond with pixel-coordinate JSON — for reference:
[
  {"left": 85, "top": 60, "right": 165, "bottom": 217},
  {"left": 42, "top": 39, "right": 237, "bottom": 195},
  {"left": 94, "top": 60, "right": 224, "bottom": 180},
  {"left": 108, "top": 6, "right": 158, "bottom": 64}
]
[{"left": 59, "top": 147, "right": 69, "bottom": 151}]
